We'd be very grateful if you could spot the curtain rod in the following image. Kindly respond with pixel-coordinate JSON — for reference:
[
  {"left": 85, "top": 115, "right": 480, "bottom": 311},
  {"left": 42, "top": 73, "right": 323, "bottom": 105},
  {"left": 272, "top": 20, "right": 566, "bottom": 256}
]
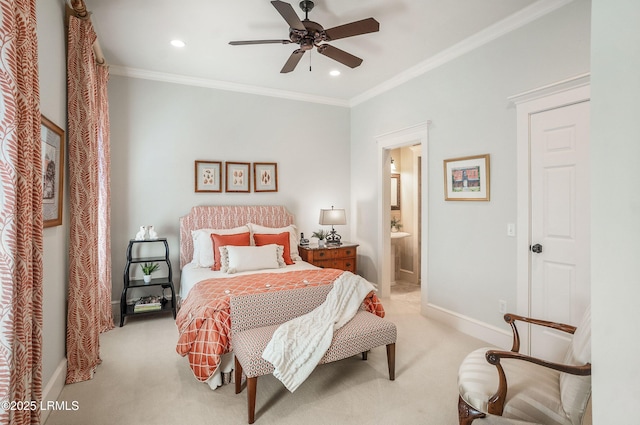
[{"left": 67, "top": 0, "right": 106, "bottom": 65}]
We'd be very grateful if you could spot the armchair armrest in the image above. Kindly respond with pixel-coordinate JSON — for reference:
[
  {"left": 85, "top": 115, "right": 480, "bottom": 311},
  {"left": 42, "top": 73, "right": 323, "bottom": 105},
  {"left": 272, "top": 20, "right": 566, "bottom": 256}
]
[
  {"left": 486, "top": 349, "right": 591, "bottom": 376},
  {"left": 503, "top": 313, "right": 577, "bottom": 352}
]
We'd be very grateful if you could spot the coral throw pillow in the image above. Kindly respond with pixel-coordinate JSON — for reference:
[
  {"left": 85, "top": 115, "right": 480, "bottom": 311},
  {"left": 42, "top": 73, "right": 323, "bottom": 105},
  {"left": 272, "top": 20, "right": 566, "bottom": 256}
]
[
  {"left": 254, "top": 232, "right": 294, "bottom": 265},
  {"left": 247, "top": 223, "right": 301, "bottom": 261},
  {"left": 210, "top": 232, "right": 251, "bottom": 271},
  {"left": 191, "top": 226, "right": 250, "bottom": 267}
]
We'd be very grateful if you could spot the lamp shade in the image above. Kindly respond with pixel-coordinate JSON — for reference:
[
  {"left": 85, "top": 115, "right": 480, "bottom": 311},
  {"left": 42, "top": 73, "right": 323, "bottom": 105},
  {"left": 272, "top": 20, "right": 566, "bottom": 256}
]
[{"left": 319, "top": 208, "right": 346, "bottom": 226}]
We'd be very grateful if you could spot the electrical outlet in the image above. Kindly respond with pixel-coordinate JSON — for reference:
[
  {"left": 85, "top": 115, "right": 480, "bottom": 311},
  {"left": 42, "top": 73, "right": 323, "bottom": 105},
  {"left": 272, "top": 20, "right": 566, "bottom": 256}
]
[{"left": 498, "top": 300, "right": 507, "bottom": 314}]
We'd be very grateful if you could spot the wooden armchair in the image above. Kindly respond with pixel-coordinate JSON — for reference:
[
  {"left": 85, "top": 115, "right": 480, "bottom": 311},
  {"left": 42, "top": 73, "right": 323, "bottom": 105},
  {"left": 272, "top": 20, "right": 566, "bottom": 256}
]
[{"left": 457, "top": 306, "right": 591, "bottom": 425}]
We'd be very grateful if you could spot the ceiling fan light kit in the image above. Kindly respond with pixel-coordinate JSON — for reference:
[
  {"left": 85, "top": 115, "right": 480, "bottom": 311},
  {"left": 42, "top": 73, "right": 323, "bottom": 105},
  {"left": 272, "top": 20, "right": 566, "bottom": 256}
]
[{"left": 229, "top": 0, "right": 379, "bottom": 73}]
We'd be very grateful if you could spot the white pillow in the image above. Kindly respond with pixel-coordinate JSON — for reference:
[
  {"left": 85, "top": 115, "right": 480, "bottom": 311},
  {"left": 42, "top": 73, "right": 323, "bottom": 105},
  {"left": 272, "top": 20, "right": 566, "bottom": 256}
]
[
  {"left": 219, "top": 244, "right": 286, "bottom": 274},
  {"left": 247, "top": 223, "right": 301, "bottom": 261},
  {"left": 190, "top": 226, "right": 250, "bottom": 267}
]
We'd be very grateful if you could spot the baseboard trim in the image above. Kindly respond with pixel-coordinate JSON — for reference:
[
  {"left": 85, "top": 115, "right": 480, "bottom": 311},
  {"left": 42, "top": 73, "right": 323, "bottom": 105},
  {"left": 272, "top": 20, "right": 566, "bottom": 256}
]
[
  {"left": 424, "top": 303, "right": 512, "bottom": 349},
  {"left": 41, "top": 358, "right": 67, "bottom": 423}
]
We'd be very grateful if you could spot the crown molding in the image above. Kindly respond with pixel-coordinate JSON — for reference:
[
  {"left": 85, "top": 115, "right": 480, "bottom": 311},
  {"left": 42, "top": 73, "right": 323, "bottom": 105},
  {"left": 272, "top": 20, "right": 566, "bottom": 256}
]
[
  {"left": 349, "top": 0, "right": 576, "bottom": 107},
  {"left": 108, "top": 66, "right": 351, "bottom": 108}
]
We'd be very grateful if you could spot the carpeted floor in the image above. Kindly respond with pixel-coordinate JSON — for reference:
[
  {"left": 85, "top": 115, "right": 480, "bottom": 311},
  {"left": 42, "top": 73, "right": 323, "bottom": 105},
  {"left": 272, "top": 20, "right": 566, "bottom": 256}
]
[{"left": 43, "top": 284, "right": 504, "bottom": 425}]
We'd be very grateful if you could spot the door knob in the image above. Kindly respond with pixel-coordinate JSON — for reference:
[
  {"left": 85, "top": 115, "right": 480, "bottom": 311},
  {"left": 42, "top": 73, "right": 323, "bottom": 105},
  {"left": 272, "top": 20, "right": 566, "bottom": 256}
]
[{"left": 530, "top": 243, "right": 543, "bottom": 253}]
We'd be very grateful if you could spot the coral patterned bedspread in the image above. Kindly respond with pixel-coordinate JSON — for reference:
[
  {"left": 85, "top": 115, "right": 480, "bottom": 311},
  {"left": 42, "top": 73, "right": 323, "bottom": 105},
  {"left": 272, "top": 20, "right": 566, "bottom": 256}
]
[{"left": 176, "top": 268, "right": 385, "bottom": 382}]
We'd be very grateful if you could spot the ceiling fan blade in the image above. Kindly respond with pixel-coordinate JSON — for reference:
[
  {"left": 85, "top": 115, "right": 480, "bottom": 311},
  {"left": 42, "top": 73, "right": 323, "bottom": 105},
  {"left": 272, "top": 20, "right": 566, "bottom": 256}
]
[
  {"left": 317, "top": 44, "right": 363, "bottom": 68},
  {"left": 271, "top": 0, "right": 305, "bottom": 31},
  {"left": 229, "top": 40, "right": 292, "bottom": 46},
  {"left": 324, "top": 17, "right": 380, "bottom": 41},
  {"left": 281, "top": 49, "right": 306, "bottom": 73}
]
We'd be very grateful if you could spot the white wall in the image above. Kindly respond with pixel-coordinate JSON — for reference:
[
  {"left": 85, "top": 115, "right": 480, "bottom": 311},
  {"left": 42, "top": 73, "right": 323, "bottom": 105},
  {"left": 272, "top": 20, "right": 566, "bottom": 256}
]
[
  {"left": 350, "top": 0, "right": 591, "bottom": 329},
  {"left": 107, "top": 77, "right": 351, "bottom": 298},
  {"left": 590, "top": 0, "right": 640, "bottom": 421},
  {"left": 37, "top": 0, "right": 68, "bottom": 416}
]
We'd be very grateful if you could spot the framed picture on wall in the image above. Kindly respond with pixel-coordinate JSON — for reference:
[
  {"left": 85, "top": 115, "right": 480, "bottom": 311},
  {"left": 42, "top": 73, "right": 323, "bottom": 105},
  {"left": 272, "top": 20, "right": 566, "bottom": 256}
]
[
  {"left": 41, "top": 115, "right": 65, "bottom": 227},
  {"left": 443, "top": 154, "right": 490, "bottom": 201},
  {"left": 253, "top": 162, "right": 278, "bottom": 192},
  {"left": 225, "top": 162, "right": 250, "bottom": 193},
  {"left": 194, "top": 160, "right": 222, "bottom": 192}
]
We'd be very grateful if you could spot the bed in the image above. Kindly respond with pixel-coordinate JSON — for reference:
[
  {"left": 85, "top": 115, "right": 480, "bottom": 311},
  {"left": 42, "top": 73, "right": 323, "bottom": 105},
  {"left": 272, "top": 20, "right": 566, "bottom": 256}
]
[{"left": 175, "top": 205, "right": 385, "bottom": 389}]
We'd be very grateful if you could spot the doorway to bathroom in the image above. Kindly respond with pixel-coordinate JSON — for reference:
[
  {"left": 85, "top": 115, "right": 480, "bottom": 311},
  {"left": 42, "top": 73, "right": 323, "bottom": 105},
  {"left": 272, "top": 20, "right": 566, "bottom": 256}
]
[
  {"left": 389, "top": 145, "right": 421, "bottom": 303},
  {"left": 376, "top": 123, "right": 429, "bottom": 303}
]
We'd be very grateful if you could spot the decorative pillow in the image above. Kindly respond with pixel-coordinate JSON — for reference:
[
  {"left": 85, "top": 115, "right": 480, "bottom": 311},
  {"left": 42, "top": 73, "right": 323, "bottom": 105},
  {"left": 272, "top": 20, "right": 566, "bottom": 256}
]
[
  {"left": 219, "top": 244, "right": 285, "bottom": 274},
  {"left": 253, "top": 232, "right": 294, "bottom": 265},
  {"left": 191, "top": 226, "right": 249, "bottom": 267},
  {"left": 247, "top": 223, "right": 301, "bottom": 261},
  {"left": 210, "top": 232, "right": 251, "bottom": 271}
]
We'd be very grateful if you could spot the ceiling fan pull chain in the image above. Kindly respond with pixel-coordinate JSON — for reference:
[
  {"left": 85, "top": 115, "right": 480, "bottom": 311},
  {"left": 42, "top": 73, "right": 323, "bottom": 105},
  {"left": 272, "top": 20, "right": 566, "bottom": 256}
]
[{"left": 309, "top": 51, "right": 312, "bottom": 72}]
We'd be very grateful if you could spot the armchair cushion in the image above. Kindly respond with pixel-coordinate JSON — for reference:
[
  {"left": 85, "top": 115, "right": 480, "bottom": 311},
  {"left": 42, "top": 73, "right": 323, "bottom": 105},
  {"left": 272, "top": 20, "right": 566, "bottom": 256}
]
[
  {"left": 459, "top": 347, "right": 568, "bottom": 425},
  {"left": 560, "top": 305, "right": 591, "bottom": 425}
]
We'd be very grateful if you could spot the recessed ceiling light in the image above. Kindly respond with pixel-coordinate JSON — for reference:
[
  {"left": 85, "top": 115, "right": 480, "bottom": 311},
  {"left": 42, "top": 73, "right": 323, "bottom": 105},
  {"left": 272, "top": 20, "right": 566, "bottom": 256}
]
[
  {"left": 170, "top": 39, "right": 186, "bottom": 48},
  {"left": 329, "top": 70, "right": 341, "bottom": 77}
]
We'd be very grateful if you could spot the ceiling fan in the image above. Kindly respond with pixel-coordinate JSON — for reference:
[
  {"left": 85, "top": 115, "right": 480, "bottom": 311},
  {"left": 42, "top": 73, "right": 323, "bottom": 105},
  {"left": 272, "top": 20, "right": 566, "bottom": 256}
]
[{"left": 229, "top": 0, "right": 380, "bottom": 73}]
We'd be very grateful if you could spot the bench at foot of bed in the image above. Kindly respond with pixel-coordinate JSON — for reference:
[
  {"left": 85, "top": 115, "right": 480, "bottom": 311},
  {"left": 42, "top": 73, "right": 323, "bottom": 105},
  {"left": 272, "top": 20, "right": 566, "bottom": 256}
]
[{"left": 229, "top": 285, "right": 397, "bottom": 424}]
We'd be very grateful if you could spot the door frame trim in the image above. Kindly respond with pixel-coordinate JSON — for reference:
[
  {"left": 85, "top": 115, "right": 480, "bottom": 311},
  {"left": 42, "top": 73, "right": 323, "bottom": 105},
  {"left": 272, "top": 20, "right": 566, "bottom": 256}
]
[
  {"left": 511, "top": 73, "right": 590, "bottom": 354},
  {"left": 376, "top": 122, "right": 430, "bottom": 299}
]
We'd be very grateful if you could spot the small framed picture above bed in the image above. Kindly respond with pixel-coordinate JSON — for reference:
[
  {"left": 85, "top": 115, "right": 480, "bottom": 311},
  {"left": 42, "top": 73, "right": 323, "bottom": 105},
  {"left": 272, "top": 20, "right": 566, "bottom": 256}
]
[
  {"left": 253, "top": 162, "right": 278, "bottom": 192},
  {"left": 225, "top": 161, "right": 250, "bottom": 193},
  {"left": 195, "top": 160, "right": 222, "bottom": 193}
]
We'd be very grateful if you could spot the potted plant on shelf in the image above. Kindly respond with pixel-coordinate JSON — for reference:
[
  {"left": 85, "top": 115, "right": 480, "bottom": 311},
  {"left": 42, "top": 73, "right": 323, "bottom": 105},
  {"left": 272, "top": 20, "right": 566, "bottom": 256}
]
[
  {"left": 312, "top": 229, "right": 327, "bottom": 248},
  {"left": 390, "top": 217, "right": 402, "bottom": 233},
  {"left": 140, "top": 262, "right": 159, "bottom": 283}
]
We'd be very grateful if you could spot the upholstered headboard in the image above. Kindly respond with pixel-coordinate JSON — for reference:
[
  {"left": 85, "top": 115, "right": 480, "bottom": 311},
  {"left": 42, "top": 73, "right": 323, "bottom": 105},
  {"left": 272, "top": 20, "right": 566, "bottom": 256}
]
[{"left": 179, "top": 205, "right": 295, "bottom": 268}]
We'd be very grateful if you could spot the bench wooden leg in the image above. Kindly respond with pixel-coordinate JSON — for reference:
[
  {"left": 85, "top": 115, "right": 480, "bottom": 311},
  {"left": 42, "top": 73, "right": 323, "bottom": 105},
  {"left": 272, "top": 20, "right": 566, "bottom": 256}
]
[
  {"left": 235, "top": 357, "right": 243, "bottom": 394},
  {"left": 361, "top": 351, "right": 368, "bottom": 360},
  {"left": 386, "top": 343, "right": 396, "bottom": 380},
  {"left": 247, "top": 376, "right": 257, "bottom": 424}
]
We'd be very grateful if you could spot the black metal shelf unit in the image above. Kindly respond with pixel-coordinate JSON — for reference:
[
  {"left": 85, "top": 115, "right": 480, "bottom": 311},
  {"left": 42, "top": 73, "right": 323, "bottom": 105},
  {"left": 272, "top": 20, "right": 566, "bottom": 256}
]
[{"left": 120, "top": 238, "right": 176, "bottom": 326}]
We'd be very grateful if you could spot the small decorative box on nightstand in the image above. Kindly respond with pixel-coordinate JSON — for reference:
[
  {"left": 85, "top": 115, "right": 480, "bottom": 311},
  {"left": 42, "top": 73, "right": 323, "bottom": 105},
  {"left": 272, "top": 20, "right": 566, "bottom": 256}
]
[{"left": 298, "top": 243, "right": 358, "bottom": 273}]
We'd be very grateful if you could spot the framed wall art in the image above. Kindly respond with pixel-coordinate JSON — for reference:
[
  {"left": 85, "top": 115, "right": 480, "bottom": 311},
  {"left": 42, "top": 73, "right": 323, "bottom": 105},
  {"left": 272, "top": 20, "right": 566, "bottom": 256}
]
[
  {"left": 225, "top": 162, "right": 250, "bottom": 193},
  {"left": 253, "top": 162, "right": 278, "bottom": 192},
  {"left": 195, "top": 160, "right": 222, "bottom": 192},
  {"left": 443, "top": 154, "right": 490, "bottom": 201},
  {"left": 41, "top": 115, "right": 65, "bottom": 227}
]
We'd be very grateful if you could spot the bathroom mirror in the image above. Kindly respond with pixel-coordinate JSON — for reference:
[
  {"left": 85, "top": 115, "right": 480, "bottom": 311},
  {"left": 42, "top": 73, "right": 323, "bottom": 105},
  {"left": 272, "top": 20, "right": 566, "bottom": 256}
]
[{"left": 391, "top": 173, "right": 400, "bottom": 210}]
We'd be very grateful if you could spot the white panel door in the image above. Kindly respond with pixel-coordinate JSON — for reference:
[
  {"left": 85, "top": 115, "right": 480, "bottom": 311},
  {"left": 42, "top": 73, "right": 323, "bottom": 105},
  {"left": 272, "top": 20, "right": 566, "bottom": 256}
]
[{"left": 530, "top": 101, "right": 590, "bottom": 362}]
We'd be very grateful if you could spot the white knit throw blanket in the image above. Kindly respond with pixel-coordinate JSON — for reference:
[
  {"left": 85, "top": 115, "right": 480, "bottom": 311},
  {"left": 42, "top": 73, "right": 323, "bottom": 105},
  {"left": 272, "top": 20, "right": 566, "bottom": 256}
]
[{"left": 261, "top": 271, "right": 376, "bottom": 392}]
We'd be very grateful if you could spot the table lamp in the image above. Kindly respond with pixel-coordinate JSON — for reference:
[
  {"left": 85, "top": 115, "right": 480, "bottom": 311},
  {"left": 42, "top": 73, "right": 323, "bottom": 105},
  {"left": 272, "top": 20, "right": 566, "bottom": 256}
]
[{"left": 319, "top": 206, "right": 346, "bottom": 245}]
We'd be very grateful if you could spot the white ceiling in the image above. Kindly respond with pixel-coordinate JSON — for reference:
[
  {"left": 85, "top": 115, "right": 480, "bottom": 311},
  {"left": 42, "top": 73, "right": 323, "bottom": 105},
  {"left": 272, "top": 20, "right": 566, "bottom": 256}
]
[{"left": 87, "top": 0, "right": 555, "bottom": 105}]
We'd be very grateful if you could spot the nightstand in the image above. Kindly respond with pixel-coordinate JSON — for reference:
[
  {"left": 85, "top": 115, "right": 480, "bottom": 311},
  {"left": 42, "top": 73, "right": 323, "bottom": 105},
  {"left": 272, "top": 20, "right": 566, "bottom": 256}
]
[
  {"left": 120, "top": 238, "right": 176, "bottom": 326},
  {"left": 298, "top": 243, "right": 358, "bottom": 273}
]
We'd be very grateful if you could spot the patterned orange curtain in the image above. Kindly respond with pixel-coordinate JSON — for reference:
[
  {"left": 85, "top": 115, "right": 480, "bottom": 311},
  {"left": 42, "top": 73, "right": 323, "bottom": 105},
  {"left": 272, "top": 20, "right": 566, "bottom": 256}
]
[
  {"left": 65, "top": 12, "right": 114, "bottom": 385},
  {"left": 0, "top": 0, "right": 44, "bottom": 423},
  {"left": 96, "top": 65, "right": 112, "bottom": 329}
]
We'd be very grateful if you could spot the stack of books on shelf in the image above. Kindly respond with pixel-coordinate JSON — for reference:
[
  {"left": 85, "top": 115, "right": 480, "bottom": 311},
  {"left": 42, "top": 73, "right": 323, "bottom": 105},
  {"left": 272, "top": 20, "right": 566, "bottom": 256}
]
[{"left": 133, "top": 295, "right": 163, "bottom": 313}]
